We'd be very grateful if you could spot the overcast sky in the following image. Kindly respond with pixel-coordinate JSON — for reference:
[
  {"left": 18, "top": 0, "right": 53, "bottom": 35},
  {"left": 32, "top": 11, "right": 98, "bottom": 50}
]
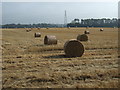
[{"left": 2, "top": 2, "right": 118, "bottom": 24}]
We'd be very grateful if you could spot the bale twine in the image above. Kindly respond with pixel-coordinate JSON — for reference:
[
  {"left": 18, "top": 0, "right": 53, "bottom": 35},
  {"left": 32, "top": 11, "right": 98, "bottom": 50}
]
[
  {"left": 64, "top": 39, "right": 84, "bottom": 57},
  {"left": 100, "top": 28, "right": 103, "bottom": 31},
  {"left": 34, "top": 32, "right": 41, "bottom": 37},
  {"left": 84, "top": 30, "right": 90, "bottom": 34},
  {"left": 44, "top": 35, "right": 57, "bottom": 45},
  {"left": 77, "top": 34, "right": 88, "bottom": 41}
]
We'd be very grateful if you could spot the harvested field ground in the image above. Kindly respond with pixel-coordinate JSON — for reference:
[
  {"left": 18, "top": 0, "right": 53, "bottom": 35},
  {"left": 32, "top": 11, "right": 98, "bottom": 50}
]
[{"left": 1, "top": 27, "right": 119, "bottom": 88}]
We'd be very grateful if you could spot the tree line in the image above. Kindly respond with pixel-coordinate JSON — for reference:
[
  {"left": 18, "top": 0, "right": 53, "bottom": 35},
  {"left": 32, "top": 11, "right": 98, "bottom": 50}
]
[
  {"left": 67, "top": 18, "right": 119, "bottom": 27},
  {"left": 2, "top": 23, "right": 64, "bottom": 28},
  {"left": 1, "top": 18, "right": 119, "bottom": 28}
]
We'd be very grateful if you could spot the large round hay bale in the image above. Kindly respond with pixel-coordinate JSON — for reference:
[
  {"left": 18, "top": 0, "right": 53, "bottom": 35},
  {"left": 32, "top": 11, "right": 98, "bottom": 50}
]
[
  {"left": 44, "top": 35, "right": 57, "bottom": 45},
  {"left": 84, "top": 30, "right": 90, "bottom": 34},
  {"left": 34, "top": 32, "right": 41, "bottom": 37},
  {"left": 64, "top": 39, "right": 84, "bottom": 57},
  {"left": 100, "top": 28, "right": 103, "bottom": 31},
  {"left": 77, "top": 34, "right": 88, "bottom": 41}
]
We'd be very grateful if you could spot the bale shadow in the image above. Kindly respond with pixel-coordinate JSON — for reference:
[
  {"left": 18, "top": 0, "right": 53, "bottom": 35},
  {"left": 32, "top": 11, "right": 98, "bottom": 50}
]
[{"left": 43, "top": 54, "right": 78, "bottom": 59}]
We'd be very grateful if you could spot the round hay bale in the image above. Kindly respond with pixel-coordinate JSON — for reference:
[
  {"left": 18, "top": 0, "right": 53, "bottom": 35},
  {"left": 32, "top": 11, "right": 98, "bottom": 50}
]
[
  {"left": 26, "top": 30, "right": 29, "bottom": 32},
  {"left": 44, "top": 35, "right": 57, "bottom": 45},
  {"left": 84, "top": 30, "right": 90, "bottom": 34},
  {"left": 64, "top": 39, "right": 84, "bottom": 57},
  {"left": 77, "top": 34, "right": 88, "bottom": 41},
  {"left": 100, "top": 28, "right": 103, "bottom": 31},
  {"left": 34, "top": 32, "right": 41, "bottom": 37},
  {"left": 26, "top": 29, "right": 31, "bottom": 32}
]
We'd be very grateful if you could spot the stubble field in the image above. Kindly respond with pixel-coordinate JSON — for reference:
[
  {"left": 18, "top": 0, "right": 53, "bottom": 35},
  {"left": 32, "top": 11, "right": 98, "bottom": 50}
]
[{"left": 1, "top": 27, "right": 119, "bottom": 88}]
